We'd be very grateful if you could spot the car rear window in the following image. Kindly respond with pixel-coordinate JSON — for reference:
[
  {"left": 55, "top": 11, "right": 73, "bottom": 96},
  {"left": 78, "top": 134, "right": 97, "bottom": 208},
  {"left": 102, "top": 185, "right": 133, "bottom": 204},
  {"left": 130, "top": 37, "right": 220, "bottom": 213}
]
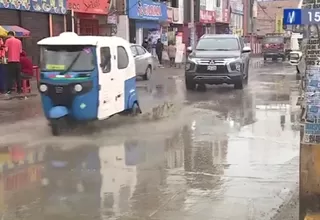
[{"left": 263, "top": 37, "right": 284, "bottom": 44}]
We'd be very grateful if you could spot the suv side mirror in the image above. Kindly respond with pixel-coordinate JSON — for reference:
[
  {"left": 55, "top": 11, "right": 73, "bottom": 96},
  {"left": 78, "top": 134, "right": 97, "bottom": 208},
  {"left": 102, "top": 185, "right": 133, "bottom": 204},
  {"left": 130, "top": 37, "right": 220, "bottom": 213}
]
[
  {"left": 242, "top": 46, "right": 251, "bottom": 53},
  {"left": 289, "top": 51, "right": 302, "bottom": 65},
  {"left": 187, "top": 46, "right": 192, "bottom": 52}
]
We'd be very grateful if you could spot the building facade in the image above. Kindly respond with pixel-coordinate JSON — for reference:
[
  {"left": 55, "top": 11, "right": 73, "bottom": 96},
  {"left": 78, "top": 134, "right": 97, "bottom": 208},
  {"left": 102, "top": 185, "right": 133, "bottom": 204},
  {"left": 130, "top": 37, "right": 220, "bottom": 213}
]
[
  {"left": 0, "top": 0, "right": 67, "bottom": 64},
  {"left": 127, "top": 0, "right": 168, "bottom": 45},
  {"left": 229, "top": 0, "right": 244, "bottom": 36},
  {"left": 66, "top": 0, "right": 112, "bottom": 35},
  {"left": 255, "top": 0, "right": 300, "bottom": 36}
]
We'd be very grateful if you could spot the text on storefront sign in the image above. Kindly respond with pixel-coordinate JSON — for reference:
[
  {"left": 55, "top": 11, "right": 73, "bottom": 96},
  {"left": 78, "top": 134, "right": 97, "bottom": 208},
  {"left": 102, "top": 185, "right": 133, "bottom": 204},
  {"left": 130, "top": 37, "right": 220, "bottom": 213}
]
[
  {"left": 84, "top": 0, "right": 100, "bottom": 11},
  {"left": 138, "top": 4, "right": 162, "bottom": 16},
  {"left": 67, "top": 0, "right": 111, "bottom": 14},
  {"left": 127, "top": 0, "right": 168, "bottom": 21}
]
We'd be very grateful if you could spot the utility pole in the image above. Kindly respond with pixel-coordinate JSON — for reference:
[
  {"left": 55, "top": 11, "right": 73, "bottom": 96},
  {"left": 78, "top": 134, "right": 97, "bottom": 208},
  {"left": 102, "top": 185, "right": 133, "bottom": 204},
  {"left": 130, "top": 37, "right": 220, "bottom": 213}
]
[{"left": 190, "top": 0, "right": 195, "bottom": 48}]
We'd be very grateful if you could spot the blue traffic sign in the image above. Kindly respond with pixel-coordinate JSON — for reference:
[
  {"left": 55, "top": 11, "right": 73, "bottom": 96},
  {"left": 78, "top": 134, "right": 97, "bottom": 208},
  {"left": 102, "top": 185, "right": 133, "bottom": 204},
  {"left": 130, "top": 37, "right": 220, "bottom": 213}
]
[{"left": 283, "top": 8, "right": 302, "bottom": 25}]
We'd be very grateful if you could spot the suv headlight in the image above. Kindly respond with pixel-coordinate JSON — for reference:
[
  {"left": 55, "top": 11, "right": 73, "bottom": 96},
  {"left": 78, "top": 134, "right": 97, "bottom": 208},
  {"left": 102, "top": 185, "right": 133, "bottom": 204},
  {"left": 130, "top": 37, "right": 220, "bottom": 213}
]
[
  {"left": 226, "top": 58, "right": 242, "bottom": 72},
  {"left": 229, "top": 62, "right": 242, "bottom": 72},
  {"left": 185, "top": 57, "right": 197, "bottom": 71}
]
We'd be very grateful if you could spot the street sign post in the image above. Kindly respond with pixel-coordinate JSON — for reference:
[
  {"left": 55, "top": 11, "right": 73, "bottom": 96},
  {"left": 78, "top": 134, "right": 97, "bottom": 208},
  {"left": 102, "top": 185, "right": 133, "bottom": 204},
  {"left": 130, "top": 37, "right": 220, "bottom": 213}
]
[{"left": 283, "top": 8, "right": 320, "bottom": 25}]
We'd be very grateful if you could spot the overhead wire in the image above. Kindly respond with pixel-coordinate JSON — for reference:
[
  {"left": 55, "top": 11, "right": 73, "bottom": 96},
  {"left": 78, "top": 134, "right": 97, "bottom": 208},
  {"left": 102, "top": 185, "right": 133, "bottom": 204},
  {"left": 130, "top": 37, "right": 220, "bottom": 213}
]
[{"left": 256, "top": 2, "right": 274, "bottom": 22}]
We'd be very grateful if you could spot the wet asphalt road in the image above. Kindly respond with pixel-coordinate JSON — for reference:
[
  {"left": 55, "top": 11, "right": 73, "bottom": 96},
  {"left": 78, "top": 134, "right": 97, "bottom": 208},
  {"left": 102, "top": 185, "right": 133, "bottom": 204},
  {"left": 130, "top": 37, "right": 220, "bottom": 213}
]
[{"left": 0, "top": 60, "right": 300, "bottom": 220}]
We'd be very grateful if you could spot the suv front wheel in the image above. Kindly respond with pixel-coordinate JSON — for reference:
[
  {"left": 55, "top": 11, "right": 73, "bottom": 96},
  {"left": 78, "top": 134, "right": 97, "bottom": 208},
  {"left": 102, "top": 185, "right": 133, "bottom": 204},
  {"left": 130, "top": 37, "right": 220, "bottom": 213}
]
[
  {"left": 234, "top": 76, "right": 244, "bottom": 90},
  {"left": 185, "top": 78, "right": 196, "bottom": 90}
]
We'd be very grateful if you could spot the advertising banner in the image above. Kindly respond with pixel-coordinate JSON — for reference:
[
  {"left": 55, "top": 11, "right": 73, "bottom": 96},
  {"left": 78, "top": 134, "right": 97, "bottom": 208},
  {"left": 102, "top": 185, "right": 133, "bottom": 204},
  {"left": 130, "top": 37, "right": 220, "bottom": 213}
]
[
  {"left": 127, "top": 0, "right": 168, "bottom": 21},
  {"left": 0, "top": 0, "right": 67, "bottom": 14},
  {"left": 199, "top": 10, "right": 215, "bottom": 23},
  {"left": 275, "top": 15, "right": 284, "bottom": 33},
  {"left": 303, "top": 37, "right": 320, "bottom": 143},
  {"left": 67, "top": 0, "right": 112, "bottom": 14}
]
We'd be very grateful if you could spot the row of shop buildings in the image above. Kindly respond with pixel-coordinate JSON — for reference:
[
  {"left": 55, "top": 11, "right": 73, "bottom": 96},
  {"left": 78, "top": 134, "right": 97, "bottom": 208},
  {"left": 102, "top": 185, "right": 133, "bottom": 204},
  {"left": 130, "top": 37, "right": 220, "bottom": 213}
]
[
  {"left": 0, "top": 0, "right": 246, "bottom": 64},
  {"left": 122, "top": 0, "right": 245, "bottom": 47}
]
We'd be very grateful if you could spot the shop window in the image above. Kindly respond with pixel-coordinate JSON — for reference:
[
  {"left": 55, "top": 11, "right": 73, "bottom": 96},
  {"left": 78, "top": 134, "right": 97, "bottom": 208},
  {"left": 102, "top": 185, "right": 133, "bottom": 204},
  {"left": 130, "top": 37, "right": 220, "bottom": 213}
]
[
  {"left": 216, "top": 0, "right": 221, "bottom": 7},
  {"left": 171, "top": 0, "right": 178, "bottom": 7},
  {"left": 100, "top": 47, "right": 111, "bottom": 73},
  {"left": 136, "top": 46, "right": 146, "bottom": 55},
  {"left": 80, "top": 19, "right": 99, "bottom": 35},
  {"left": 117, "top": 46, "right": 129, "bottom": 69}
]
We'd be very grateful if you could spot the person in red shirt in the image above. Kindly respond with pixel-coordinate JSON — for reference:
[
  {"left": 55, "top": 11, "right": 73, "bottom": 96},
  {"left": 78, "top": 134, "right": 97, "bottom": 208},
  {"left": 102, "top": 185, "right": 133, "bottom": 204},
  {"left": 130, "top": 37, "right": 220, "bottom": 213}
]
[{"left": 5, "top": 31, "right": 22, "bottom": 95}]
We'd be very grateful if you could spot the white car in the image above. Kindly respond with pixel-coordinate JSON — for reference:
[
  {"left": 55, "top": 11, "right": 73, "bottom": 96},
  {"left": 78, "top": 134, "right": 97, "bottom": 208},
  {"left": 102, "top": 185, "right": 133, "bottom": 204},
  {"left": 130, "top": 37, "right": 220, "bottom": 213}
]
[{"left": 130, "top": 44, "right": 155, "bottom": 80}]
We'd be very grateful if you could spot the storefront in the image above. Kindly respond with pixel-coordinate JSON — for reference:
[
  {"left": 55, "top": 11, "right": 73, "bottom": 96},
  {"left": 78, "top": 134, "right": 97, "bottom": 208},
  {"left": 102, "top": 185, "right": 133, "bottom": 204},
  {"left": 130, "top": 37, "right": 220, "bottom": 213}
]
[
  {"left": 199, "top": 10, "right": 215, "bottom": 35},
  {"left": 67, "top": 0, "right": 112, "bottom": 35},
  {"left": 127, "top": 0, "right": 168, "bottom": 45},
  {"left": 0, "top": 0, "right": 67, "bottom": 64},
  {"left": 215, "top": 6, "right": 230, "bottom": 34},
  {"left": 230, "top": 0, "right": 244, "bottom": 36}
]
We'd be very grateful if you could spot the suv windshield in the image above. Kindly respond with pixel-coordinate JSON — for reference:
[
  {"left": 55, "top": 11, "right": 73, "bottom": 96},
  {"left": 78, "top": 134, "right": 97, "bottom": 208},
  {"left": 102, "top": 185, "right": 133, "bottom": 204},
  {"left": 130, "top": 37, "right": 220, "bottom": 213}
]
[
  {"left": 41, "top": 45, "right": 95, "bottom": 72},
  {"left": 263, "top": 37, "right": 284, "bottom": 44},
  {"left": 196, "top": 38, "right": 240, "bottom": 51}
]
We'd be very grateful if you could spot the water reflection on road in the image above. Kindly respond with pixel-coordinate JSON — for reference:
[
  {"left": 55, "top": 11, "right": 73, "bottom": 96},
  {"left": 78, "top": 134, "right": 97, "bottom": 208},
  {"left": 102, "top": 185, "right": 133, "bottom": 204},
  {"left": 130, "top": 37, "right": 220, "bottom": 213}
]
[{"left": 0, "top": 62, "right": 300, "bottom": 220}]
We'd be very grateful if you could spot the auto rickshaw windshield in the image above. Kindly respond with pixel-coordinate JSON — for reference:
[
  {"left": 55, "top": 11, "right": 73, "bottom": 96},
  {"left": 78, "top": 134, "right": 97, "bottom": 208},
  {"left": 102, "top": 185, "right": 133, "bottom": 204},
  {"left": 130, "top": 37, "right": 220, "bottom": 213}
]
[{"left": 40, "top": 45, "right": 95, "bottom": 72}]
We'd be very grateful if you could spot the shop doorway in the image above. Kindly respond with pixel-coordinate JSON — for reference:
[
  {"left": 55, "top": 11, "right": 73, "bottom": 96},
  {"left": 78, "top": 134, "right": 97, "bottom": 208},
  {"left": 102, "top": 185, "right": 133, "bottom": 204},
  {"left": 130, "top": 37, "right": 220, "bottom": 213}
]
[
  {"left": 80, "top": 19, "right": 99, "bottom": 35},
  {"left": 129, "top": 19, "right": 136, "bottom": 43}
]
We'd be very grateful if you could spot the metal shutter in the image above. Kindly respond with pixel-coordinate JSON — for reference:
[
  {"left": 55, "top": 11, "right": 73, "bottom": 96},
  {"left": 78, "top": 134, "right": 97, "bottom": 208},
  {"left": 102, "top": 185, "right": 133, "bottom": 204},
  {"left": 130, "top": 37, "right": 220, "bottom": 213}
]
[
  {"left": 52, "top": 14, "right": 64, "bottom": 36},
  {"left": 20, "top": 11, "right": 49, "bottom": 65},
  {"left": 0, "top": 9, "right": 19, "bottom": 25}
]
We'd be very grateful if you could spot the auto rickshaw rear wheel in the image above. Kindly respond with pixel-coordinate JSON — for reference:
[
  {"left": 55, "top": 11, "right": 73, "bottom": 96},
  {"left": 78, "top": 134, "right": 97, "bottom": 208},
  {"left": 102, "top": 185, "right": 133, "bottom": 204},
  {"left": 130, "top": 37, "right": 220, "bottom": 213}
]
[{"left": 131, "top": 102, "right": 141, "bottom": 116}]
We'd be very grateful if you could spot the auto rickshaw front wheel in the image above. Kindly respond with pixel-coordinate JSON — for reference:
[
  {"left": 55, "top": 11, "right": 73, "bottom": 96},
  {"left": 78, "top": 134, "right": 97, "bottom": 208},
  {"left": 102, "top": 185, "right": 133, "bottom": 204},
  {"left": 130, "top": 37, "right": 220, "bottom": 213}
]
[{"left": 50, "top": 119, "right": 63, "bottom": 136}]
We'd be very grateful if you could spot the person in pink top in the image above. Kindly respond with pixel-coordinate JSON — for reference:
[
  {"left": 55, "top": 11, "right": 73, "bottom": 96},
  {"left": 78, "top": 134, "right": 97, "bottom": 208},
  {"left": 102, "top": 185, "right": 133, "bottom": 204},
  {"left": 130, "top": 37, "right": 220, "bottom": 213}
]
[
  {"left": 0, "top": 38, "right": 5, "bottom": 59},
  {"left": 5, "top": 31, "right": 22, "bottom": 95}
]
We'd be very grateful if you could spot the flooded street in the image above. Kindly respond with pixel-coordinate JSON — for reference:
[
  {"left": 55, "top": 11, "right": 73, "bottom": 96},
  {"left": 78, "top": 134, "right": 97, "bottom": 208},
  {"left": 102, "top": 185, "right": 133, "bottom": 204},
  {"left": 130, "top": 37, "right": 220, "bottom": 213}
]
[{"left": 0, "top": 60, "right": 300, "bottom": 219}]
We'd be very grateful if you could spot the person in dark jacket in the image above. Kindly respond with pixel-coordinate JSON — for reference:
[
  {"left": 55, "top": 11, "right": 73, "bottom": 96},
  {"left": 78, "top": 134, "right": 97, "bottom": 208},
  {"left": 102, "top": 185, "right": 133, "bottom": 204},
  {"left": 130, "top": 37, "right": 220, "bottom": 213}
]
[
  {"left": 20, "top": 50, "right": 33, "bottom": 78},
  {"left": 155, "top": 39, "right": 163, "bottom": 66},
  {"left": 142, "top": 38, "right": 149, "bottom": 50},
  {"left": 20, "top": 50, "right": 33, "bottom": 88}
]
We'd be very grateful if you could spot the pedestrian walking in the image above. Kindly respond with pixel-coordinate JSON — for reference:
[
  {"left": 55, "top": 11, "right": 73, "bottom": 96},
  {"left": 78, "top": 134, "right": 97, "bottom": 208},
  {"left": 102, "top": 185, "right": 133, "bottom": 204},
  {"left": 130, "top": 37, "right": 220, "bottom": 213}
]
[
  {"left": 142, "top": 38, "right": 149, "bottom": 50},
  {"left": 155, "top": 38, "right": 164, "bottom": 68},
  {"left": 5, "top": 31, "right": 22, "bottom": 96},
  {"left": 168, "top": 42, "right": 176, "bottom": 67}
]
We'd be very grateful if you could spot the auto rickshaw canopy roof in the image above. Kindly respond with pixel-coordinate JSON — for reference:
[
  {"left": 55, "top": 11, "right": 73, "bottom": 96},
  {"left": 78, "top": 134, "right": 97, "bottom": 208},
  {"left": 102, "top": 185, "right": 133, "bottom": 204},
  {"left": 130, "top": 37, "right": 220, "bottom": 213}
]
[{"left": 37, "top": 32, "right": 129, "bottom": 46}]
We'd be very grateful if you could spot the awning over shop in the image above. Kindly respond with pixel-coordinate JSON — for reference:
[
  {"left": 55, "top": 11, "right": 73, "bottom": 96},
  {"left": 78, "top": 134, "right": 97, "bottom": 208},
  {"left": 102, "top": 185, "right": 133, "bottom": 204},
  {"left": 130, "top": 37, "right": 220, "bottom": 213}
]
[
  {"left": 136, "top": 21, "right": 160, "bottom": 29},
  {"left": 0, "top": 25, "right": 30, "bottom": 37}
]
